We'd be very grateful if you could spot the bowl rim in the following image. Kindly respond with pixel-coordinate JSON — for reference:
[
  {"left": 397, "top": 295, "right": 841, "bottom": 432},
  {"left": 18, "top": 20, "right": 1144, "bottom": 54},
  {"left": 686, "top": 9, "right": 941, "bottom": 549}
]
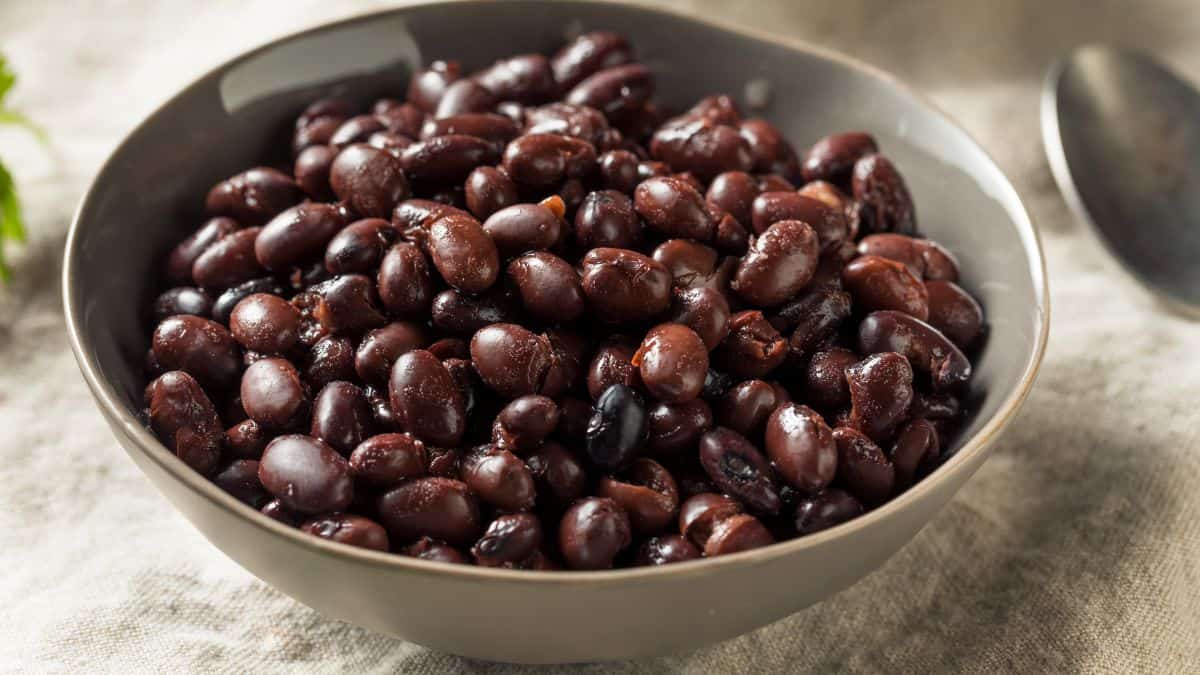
[{"left": 62, "top": 0, "right": 1050, "bottom": 585}]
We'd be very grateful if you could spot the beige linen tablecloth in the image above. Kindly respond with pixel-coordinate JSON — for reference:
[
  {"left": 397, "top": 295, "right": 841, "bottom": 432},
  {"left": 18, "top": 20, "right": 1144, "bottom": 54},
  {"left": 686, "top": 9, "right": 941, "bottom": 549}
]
[{"left": 2, "top": 1, "right": 1199, "bottom": 672}]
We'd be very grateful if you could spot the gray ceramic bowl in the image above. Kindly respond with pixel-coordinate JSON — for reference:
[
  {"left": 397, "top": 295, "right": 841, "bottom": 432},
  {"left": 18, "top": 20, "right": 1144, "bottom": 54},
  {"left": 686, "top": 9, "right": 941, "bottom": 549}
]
[{"left": 63, "top": 0, "right": 1048, "bottom": 664}]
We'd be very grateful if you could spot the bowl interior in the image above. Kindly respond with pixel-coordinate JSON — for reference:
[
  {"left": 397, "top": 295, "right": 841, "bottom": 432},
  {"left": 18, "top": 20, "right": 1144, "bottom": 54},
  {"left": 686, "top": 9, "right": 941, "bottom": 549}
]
[{"left": 67, "top": 0, "right": 1045, "bottom": 551}]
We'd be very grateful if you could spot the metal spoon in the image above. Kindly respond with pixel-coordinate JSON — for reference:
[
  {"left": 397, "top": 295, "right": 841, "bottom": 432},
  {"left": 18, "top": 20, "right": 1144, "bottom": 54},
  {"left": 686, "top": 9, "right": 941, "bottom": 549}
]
[{"left": 1042, "top": 45, "right": 1200, "bottom": 313}]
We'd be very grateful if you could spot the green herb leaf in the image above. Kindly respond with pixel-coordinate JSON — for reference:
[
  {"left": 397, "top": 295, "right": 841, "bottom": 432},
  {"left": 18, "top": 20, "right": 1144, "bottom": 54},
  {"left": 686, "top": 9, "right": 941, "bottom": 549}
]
[
  {"left": 0, "top": 54, "right": 15, "bottom": 104},
  {"left": 0, "top": 160, "right": 23, "bottom": 281},
  {"left": 0, "top": 109, "right": 47, "bottom": 145}
]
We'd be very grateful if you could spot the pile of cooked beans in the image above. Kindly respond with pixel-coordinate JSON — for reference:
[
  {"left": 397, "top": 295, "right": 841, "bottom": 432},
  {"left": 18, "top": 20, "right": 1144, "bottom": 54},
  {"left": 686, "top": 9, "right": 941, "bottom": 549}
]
[{"left": 142, "top": 31, "right": 984, "bottom": 570}]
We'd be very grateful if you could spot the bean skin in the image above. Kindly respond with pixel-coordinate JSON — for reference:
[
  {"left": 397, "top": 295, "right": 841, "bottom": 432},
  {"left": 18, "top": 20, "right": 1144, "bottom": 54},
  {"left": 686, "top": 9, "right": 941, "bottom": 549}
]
[
  {"left": 377, "top": 242, "right": 435, "bottom": 317},
  {"left": 151, "top": 315, "right": 241, "bottom": 390},
  {"left": 646, "top": 398, "right": 712, "bottom": 457},
  {"left": 678, "top": 493, "right": 743, "bottom": 547},
  {"left": 349, "top": 433, "right": 427, "bottom": 488},
  {"left": 400, "top": 134, "right": 499, "bottom": 184},
  {"left": 472, "top": 513, "right": 544, "bottom": 567},
  {"left": 426, "top": 212, "right": 500, "bottom": 293},
  {"left": 890, "top": 418, "right": 940, "bottom": 489},
  {"left": 649, "top": 114, "right": 753, "bottom": 180},
  {"left": 253, "top": 203, "right": 344, "bottom": 272},
  {"left": 764, "top": 403, "right": 838, "bottom": 493},
  {"left": 465, "top": 166, "right": 519, "bottom": 219},
  {"left": 435, "top": 78, "right": 496, "bottom": 118},
  {"left": 330, "top": 114, "right": 387, "bottom": 149},
  {"left": 585, "top": 383, "right": 648, "bottom": 471},
  {"left": 376, "top": 477, "right": 481, "bottom": 547},
  {"left": 716, "top": 379, "right": 782, "bottom": 438},
  {"left": 732, "top": 219, "right": 819, "bottom": 308},
  {"left": 739, "top": 118, "right": 801, "bottom": 179},
  {"left": 403, "top": 537, "right": 469, "bottom": 564},
  {"left": 832, "top": 427, "right": 895, "bottom": 506},
  {"left": 483, "top": 203, "right": 563, "bottom": 258},
  {"left": 192, "top": 226, "right": 265, "bottom": 290},
  {"left": 205, "top": 167, "right": 302, "bottom": 227},
  {"left": 325, "top": 218, "right": 393, "bottom": 275},
  {"left": 858, "top": 310, "right": 971, "bottom": 392},
  {"left": 213, "top": 459, "right": 269, "bottom": 507},
  {"left": 596, "top": 458, "right": 680, "bottom": 535},
  {"left": 597, "top": 150, "right": 640, "bottom": 194},
  {"left": 551, "top": 31, "right": 634, "bottom": 90},
  {"left": 668, "top": 287, "right": 731, "bottom": 351},
  {"left": 258, "top": 434, "right": 353, "bottom": 514},
  {"left": 925, "top": 280, "right": 984, "bottom": 348},
  {"left": 793, "top": 489, "right": 863, "bottom": 535},
  {"left": 804, "top": 348, "right": 860, "bottom": 411},
  {"left": 501, "top": 134, "right": 597, "bottom": 189},
  {"left": 842, "top": 254, "right": 930, "bottom": 320},
  {"left": 166, "top": 217, "right": 238, "bottom": 285},
  {"left": 580, "top": 248, "right": 671, "bottom": 323},
  {"left": 586, "top": 343, "right": 641, "bottom": 401},
  {"left": 634, "top": 176, "right": 714, "bottom": 241},
  {"left": 857, "top": 233, "right": 959, "bottom": 282},
  {"left": 713, "top": 310, "right": 788, "bottom": 379},
  {"left": 699, "top": 427, "right": 782, "bottom": 515},
  {"left": 421, "top": 113, "right": 519, "bottom": 152},
  {"left": 777, "top": 286, "right": 853, "bottom": 361},
  {"left": 460, "top": 446, "right": 537, "bottom": 512},
  {"left": 575, "top": 190, "right": 641, "bottom": 249},
  {"left": 845, "top": 352, "right": 915, "bottom": 444},
  {"left": 475, "top": 53, "right": 556, "bottom": 104},
  {"left": 559, "top": 497, "right": 632, "bottom": 570},
  {"left": 525, "top": 441, "right": 588, "bottom": 514},
  {"left": 704, "top": 513, "right": 775, "bottom": 557},
  {"left": 407, "top": 60, "right": 461, "bottom": 112},
  {"left": 145, "top": 370, "right": 223, "bottom": 475},
  {"left": 388, "top": 350, "right": 466, "bottom": 447},
  {"left": 301, "top": 513, "right": 389, "bottom": 552},
  {"left": 492, "top": 395, "right": 559, "bottom": 454},
  {"left": 241, "top": 358, "right": 309, "bottom": 430},
  {"left": 330, "top": 144, "right": 411, "bottom": 219},
  {"left": 308, "top": 274, "right": 387, "bottom": 336},
  {"left": 224, "top": 418, "right": 268, "bottom": 460},
  {"left": 565, "top": 64, "right": 653, "bottom": 118},
  {"left": 302, "top": 336, "right": 356, "bottom": 390},
  {"left": 431, "top": 287, "right": 523, "bottom": 335},
  {"left": 229, "top": 293, "right": 300, "bottom": 355},
  {"left": 801, "top": 132, "right": 878, "bottom": 186},
  {"left": 706, "top": 171, "right": 759, "bottom": 229},
  {"left": 852, "top": 153, "right": 916, "bottom": 235},
  {"left": 632, "top": 323, "right": 709, "bottom": 403},
  {"left": 152, "top": 287, "right": 213, "bottom": 322},
  {"left": 310, "top": 381, "right": 375, "bottom": 455},
  {"left": 354, "top": 321, "right": 427, "bottom": 386}
]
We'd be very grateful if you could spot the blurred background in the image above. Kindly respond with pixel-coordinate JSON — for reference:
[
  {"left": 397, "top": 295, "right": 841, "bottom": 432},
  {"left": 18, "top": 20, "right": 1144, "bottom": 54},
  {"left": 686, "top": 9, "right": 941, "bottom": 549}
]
[{"left": 2, "top": 1, "right": 1198, "bottom": 672}]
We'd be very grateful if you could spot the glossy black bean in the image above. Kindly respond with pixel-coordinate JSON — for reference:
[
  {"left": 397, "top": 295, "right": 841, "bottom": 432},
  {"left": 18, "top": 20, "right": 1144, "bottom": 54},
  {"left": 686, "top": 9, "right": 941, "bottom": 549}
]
[
  {"left": 852, "top": 153, "right": 916, "bottom": 235},
  {"left": 525, "top": 441, "right": 588, "bottom": 513},
  {"left": 698, "top": 427, "right": 782, "bottom": 515},
  {"left": 843, "top": 255, "right": 930, "bottom": 320},
  {"left": 793, "top": 489, "right": 863, "bottom": 535},
  {"left": 501, "top": 133, "right": 597, "bottom": 189},
  {"left": 712, "top": 310, "right": 788, "bottom": 379},
  {"left": 492, "top": 395, "right": 559, "bottom": 454},
  {"left": 585, "top": 383, "right": 648, "bottom": 470},
  {"left": 631, "top": 323, "right": 708, "bottom": 403},
  {"left": 192, "top": 226, "right": 265, "bottom": 290},
  {"left": 435, "top": 78, "right": 496, "bottom": 118},
  {"left": 152, "top": 287, "right": 213, "bottom": 323},
  {"left": 324, "top": 218, "right": 393, "bottom": 275},
  {"left": 832, "top": 426, "right": 895, "bottom": 506},
  {"left": 258, "top": 434, "right": 353, "bottom": 514},
  {"left": 475, "top": 53, "right": 556, "bottom": 104},
  {"left": 472, "top": 513, "right": 544, "bottom": 567},
  {"left": 801, "top": 132, "right": 878, "bottom": 186}
]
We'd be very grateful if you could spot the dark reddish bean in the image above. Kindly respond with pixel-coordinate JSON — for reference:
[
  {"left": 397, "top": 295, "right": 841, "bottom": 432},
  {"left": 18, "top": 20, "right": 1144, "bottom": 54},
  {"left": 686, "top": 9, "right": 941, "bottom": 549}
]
[
  {"left": 596, "top": 458, "right": 679, "bottom": 535},
  {"left": 811, "top": 239, "right": 858, "bottom": 290},
  {"left": 431, "top": 288, "right": 522, "bottom": 334},
  {"left": 392, "top": 198, "right": 471, "bottom": 240},
  {"left": 165, "top": 217, "right": 239, "bottom": 285},
  {"left": 213, "top": 459, "right": 268, "bottom": 507},
  {"left": 294, "top": 145, "right": 336, "bottom": 200},
  {"left": 668, "top": 287, "right": 731, "bottom": 351},
  {"left": 295, "top": 98, "right": 354, "bottom": 130},
  {"left": 330, "top": 115, "right": 387, "bottom": 149},
  {"left": 473, "top": 513, "right": 544, "bottom": 567},
  {"left": 797, "top": 179, "right": 849, "bottom": 211},
  {"left": 845, "top": 352, "right": 914, "bottom": 444},
  {"left": 308, "top": 274, "right": 386, "bottom": 335},
  {"left": 258, "top": 434, "right": 353, "bottom": 514},
  {"left": 389, "top": 349, "right": 465, "bottom": 446},
  {"left": 408, "top": 60, "right": 462, "bottom": 113},
  {"left": 555, "top": 395, "right": 592, "bottom": 442},
  {"left": 678, "top": 493, "right": 742, "bottom": 547},
  {"left": 698, "top": 427, "right": 782, "bottom": 515},
  {"left": 470, "top": 323, "right": 560, "bottom": 398},
  {"left": 651, "top": 239, "right": 718, "bottom": 290},
  {"left": 586, "top": 343, "right": 640, "bottom": 401},
  {"left": 492, "top": 395, "right": 560, "bottom": 454},
  {"left": 425, "top": 446, "right": 462, "bottom": 478},
  {"left": 501, "top": 134, "right": 596, "bottom": 188},
  {"left": 716, "top": 380, "right": 782, "bottom": 438},
  {"left": 211, "top": 277, "right": 288, "bottom": 326},
  {"left": 240, "top": 358, "right": 308, "bottom": 430},
  {"left": 739, "top": 118, "right": 800, "bottom": 179},
  {"left": 525, "top": 441, "right": 587, "bottom": 513},
  {"left": 765, "top": 403, "right": 837, "bottom": 492},
  {"left": 483, "top": 203, "right": 563, "bottom": 257},
  {"left": 151, "top": 315, "right": 240, "bottom": 390},
  {"left": 365, "top": 385, "right": 399, "bottom": 431},
  {"left": 205, "top": 167, "right": 302, "bottom": 227},
  {"left": 403, "top": 537, "right": 469, "bottom": 564},
  {"left": 646, "top": 399, "right": 712, "bottom": 456},
  {"left": 434, "top": 78, "right": 496, "bottom": 118},
  {"left": 300, "top": 513, "right": 388, "bottom": 552},
  {"left": 704, "top": 513, "right": 775, "bottom": 556},
  {"left": 354, "top": 322, "right": 427, "bottom": 386},
  {"left": 712, "top": 203, "right": 750, "bottom": 256},
  {"left": 310, "top": 381, "right": 374, "bottom": 455},
  {"left": 858, "top": 311, "right": 971, "bottom": 392},
  {"left": 192, "top": 226, "right": 264, "bottom": 290},
  {"left": 475, "top": 54, "right": 556, "bottom": 103},
  {"left": 580, "top": 248, "right": 671, "bottom": 323},
  {"left": 857, "top": 233, "right": 959, "bottom": 282},
  {"left": 399, "top": 134, "right": 498, "bottom": 184},
  {"left": 224, "top": 418, "right": 267, "bottom": 460},
  {"left": 793, "top": 489, "right": 863, "bottom": 536},
  {"left": 706, "top": 171, "right": 759, "bottom": 229},
  {"left": 634, "top": 176, "right": 714, "bottom": 241},
  {"left": 421, "top": 113, "right": 519, "bottom": 151},
  {"left": 598, "top": 150, "right": 640, "bottom": 194},
  {"left": 832, "top": 427, "right": 895, "bottom": 506},
  {"left": 229, "top": 293, "right": 300, "bottom": 354},
  {"left": 525, "top": 104, "right": 616, "bottom": 150},
  {"left": 925, "top": 280, "right": 984, "bottom": 349},
  {"left": 802, "top": 132, "right": 878, "bottom": 186},
  {"left": 733, "top": 219, "right": 819, "bottom": 307},
  {"left": 776, "top": 287, "right": 852, "bottom": 361},
  {"left": 330, "top": 144, "right": 410, "bottom": 219},
  {"left": 632, "top": 323, "right": 708, "bottom": 403},
  {"left": 558, "top": 497, "right": 632, "bottom": 570},
  {"left": 911, "top": 392, "right": 961, "bottom": 424},
  {"left": 443, "top": 357, "right": 481, "bottom": 421},
  {"left": 853, "top": 154, "right": 916, "bottom": 235},
  {"left": 145, "top": 370, "right": 223, "bottom": 475},
  {"left": 368, "top": 131, "right": 414, "bottom": 156},
  {"left": 374, "top": 100, "right": 425, "bottom": 138},
  {"left": 890, "top": 418, "right": 940, "bottom": 489},
  {"left": 377, "top": 242, "right": 434, "bottom": 317},
  {"left": 650, "top": 115, "right": 753, "bottom": 180},
  {"left": 302, "top": 336, "right": 355, "bottom": 389},
  {"left": 575, "top": 190, "right": 640, "bottom": 249},
  {"left": 460, "top": 446, "right": 536, "bottom": 512},
  {"left": 349, "top": 433, "right": 427, "bottom": 488},
  {"left": 758, "top": 175, "right": 796, "bottom": 192},
  {"left": 713, "top": 310, "right": 788, "bottom": 379},
  {"left": 585, "top": 383, "right": 648, "bottom": 470},
  {"left": 551, "top": 31, "right": 633, "bottom": 90},
  {"left": 804, "top": 348, "right": 859, "bottom": 410},
  {"left": 465, "top": 166, "right": 519, "bottom": 219},
  {"left": 324, "top": 218, "right": 392, "bottom": 275},
  {"left": 377, "top": 477, "right": 481, "bottom": 547},
  {"left": 843, "top": 255, "right": 930, "bottom": 320},
  {"left": 293, "top": 114, "right": 344, "bottom": 156},
  {"left": 426, "top": 212, "right": 500, "bottom": 293},
  {"left": 634, "top": 534, "right": 700, "bottom": 566},
  {"left": 260, "top": 498, "right": 303, "bottom": 526},
  {"left": 637, "top": 160, "right": 670, "bottom": 181},
  {"left": 152, "top": 287, "right": 213, "bottom": 322},
  {"left": 565, "top": 64, "right": 653, "bottom": 118},
  {"left": 687, "top": 95, "right": 742, "bottom": 125},
  {"left": 253, "top": 203, "right": 344, "bottom": 271}
]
